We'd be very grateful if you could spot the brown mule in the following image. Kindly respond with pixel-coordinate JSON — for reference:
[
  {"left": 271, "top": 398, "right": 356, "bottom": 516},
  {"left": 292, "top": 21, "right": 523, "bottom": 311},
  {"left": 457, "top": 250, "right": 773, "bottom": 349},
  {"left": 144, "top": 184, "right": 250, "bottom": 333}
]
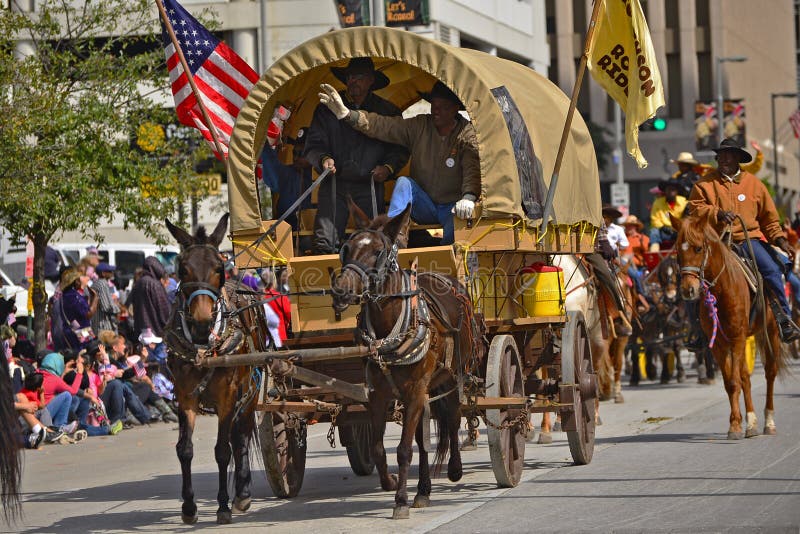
[
  {"left": 331, "top": 201, "right": 486, "bottom": 519},
  {"left": 165, "top": 214, "right": 267, "bottom": 524},
  {"left": 672, "top": 213, "right": 788, "bottom": 439}
]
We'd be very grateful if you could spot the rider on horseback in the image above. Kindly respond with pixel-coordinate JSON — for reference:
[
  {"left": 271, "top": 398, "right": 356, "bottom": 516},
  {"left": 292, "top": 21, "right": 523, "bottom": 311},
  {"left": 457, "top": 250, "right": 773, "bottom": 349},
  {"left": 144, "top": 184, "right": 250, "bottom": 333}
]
[{"left": 687, "top": 138, "right": 800, "bottom": 343}]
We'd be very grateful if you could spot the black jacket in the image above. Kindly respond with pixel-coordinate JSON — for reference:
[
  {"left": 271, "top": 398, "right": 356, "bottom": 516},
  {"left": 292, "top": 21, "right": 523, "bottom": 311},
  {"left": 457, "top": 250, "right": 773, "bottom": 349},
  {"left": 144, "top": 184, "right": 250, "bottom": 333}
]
[
  {"left": 304, "top": 92, "right": 409, "bottom": 183},
  {"left": 129, "top": 257, "right": 170, "bottom": 337}
]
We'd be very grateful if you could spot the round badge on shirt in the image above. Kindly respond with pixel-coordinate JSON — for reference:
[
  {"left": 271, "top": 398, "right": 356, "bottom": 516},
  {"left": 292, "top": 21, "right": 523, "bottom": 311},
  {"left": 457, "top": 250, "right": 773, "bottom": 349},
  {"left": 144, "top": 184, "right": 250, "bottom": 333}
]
[
  {"left": 737, "top": 194, "right": 746, "bottom": 202},
  {"left": 445, "top": 157, "right": 455, "bottom": 168}
]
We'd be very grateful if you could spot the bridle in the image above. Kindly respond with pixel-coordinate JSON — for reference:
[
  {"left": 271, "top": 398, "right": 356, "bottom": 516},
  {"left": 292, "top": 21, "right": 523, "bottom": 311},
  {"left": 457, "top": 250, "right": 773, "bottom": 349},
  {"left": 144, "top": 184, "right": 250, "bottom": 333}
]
[
  {"left": 173, "top": 244, "right": 229, "bottom": 348},
  {"left": 679, "top": 239, "right": 726, "bottom": 289},
  {"left": 333, "top": 228, "right": 400, "bottom": 304}
]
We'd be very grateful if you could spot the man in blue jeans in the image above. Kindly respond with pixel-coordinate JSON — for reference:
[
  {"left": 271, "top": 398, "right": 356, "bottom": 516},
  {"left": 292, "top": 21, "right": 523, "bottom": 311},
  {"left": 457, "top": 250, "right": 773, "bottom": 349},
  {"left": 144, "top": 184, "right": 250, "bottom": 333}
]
[{"left": 319, "top": 80, "right": 481, "bottom": 245}]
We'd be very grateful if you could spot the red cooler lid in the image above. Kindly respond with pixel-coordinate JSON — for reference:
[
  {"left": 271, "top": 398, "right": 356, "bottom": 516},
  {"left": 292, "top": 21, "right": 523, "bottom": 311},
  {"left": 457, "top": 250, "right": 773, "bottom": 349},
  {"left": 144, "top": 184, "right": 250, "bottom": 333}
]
[{"left": 520, "top": 262, "right": 562, "bottom": 274}]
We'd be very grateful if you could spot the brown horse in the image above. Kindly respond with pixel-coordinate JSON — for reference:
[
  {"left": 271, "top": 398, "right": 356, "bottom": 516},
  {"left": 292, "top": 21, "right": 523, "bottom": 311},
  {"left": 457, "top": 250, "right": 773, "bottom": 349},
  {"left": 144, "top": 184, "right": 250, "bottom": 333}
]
[
  {"left": 673, "top": 213, "right": 787, "bottom": 439},
  {"left": 164, "top": 214, "right": 266, "bottom": 524},
  {"left": 331, "top": 202, "right": 486, "bottom": 519}
]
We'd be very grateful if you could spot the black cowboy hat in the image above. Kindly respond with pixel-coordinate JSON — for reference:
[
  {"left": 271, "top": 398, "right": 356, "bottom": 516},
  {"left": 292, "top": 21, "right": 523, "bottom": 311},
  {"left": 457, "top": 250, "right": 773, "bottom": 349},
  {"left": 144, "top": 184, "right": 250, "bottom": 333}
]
[
  {"left": 418, "top": 81, "right": 465, "bottom": 110},
  {"left": 602, "top": 204, "right": 623, "bottom": 219},
  {"left": 712, "top": 137, "right": 753, "bottom": 163},
  {"left": 330, "top": 57, "right": 390, "bottom": 91}
]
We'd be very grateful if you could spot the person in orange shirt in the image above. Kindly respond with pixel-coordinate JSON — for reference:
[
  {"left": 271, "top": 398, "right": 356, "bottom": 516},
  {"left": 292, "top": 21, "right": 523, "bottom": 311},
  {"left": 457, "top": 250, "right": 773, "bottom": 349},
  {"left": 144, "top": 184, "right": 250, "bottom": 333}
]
[{"left": 621, "top": 215, "right": 649, "bottom": 298}]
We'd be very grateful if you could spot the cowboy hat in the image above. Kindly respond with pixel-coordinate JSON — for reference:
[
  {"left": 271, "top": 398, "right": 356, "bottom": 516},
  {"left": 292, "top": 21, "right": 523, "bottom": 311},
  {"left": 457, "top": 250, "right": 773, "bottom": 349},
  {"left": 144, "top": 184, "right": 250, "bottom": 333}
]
[
  {"left": 330, "top": 57, "right": 390, "bottom": 91},
  {"left": 601, "top": 204, "right": 623, "bottom": 219},
  {"left": 418, "top": 81, "right": 465, "bottom": 110},
  {"left": 59, "top": 268, "right": 81, "bottom": 291},
  {"left": 712, "top": 137, "right": 753, "bottom": 163},
  {"left": 671, "top": 152, "right": 698, "bottom": 166},
  {"left": 621, "top": 215, "right": 644, "bottom": 229}
]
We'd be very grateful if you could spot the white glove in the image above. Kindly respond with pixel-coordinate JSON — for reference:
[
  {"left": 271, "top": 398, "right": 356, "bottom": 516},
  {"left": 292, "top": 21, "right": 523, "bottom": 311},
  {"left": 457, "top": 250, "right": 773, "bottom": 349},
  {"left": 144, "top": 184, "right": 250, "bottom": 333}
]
[
  {"left": 318, "top": 83, "right": 349, "bottom": 120},
  {"left": 453, "top": 196, "right": 476, "bottom": 219}
]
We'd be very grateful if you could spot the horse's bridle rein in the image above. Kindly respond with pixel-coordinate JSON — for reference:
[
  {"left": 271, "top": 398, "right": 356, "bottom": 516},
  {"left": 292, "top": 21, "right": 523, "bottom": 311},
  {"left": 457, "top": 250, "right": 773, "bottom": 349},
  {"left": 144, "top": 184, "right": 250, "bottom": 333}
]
[
  {"left": 679, "top": 240, "right": 727, "bottom": 289},
  {"left": 334, "top": 229, "right": 402, "bottom": 304},
  {"left": 173, "top": 244, "right": 228, "bottom": 349}
]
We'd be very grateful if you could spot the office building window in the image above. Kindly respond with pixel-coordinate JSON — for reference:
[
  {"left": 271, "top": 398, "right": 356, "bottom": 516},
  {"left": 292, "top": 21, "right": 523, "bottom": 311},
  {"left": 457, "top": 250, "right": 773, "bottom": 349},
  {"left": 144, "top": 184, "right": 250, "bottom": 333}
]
[
  {"left": 667, "top": 53, "right": 683, "bottom": 118},
  {"left": 573, "top": 0, "right": 586, "bottom": 34},
  {"left": 696, "top": 0, "right": 710, "bottom": 28},
  {"left": 665, "top": 0, "right": 679, "bottom": 29},
  {"left": 697, "top": 52, "right": 713, "bottom": 101}
]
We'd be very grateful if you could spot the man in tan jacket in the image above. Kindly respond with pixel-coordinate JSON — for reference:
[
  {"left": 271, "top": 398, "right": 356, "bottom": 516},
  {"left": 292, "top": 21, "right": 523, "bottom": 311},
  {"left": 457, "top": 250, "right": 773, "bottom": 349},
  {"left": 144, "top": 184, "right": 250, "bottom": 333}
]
[
  {"left": 688, "top": 138, "right": 800, "bottom": 342},
  {"left": 319, "top": 81, "right": 480, "bottom": 245}
]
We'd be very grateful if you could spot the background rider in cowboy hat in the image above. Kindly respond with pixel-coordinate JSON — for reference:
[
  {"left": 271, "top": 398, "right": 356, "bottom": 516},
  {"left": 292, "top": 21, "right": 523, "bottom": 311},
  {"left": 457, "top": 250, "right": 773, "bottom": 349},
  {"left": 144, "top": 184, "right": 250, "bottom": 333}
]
[
  {"left": 687, "top": 137, "right": 800, "bottom": 343},
  {"left": 304, "top": 57, "right": 409, "bottom": 254},
  {"left": 670, "top": 142, "right": 764, "bottom": 199}
]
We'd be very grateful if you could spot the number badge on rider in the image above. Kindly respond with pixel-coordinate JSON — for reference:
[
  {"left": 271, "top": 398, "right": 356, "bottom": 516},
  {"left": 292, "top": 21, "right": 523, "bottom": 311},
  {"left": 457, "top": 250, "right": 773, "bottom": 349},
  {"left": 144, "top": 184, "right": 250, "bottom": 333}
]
[
  {"left": 737, "top": 194, "right": 746, "bottom": 202},
  {"left": 445, "top": 157, "right": 455, "bottom": 168}
]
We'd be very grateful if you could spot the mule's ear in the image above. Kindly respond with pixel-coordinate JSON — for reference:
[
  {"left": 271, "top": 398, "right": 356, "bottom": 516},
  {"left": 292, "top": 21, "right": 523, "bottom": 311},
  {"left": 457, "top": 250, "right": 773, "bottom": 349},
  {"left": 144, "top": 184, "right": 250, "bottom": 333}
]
[
  {"left": 348, "top": 195, "right": 371, "bottom": 229},
  {"left": 669, "top": 213, "right": 682, "bottom": 231},
  {"left": 208, "top": 213, "right": 230, "bottom": 248},
  {"left": 384, "top": 202, "right": 412, "bottom": 247},
  {"left": 165, "top": 218, "right": 194, "bottom": 249}
]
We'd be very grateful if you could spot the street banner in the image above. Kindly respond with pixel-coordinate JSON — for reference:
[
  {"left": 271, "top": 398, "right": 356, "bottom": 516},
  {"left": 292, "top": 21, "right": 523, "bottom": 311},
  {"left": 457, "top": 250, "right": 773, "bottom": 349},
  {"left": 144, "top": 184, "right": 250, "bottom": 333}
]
[
  {"left": 722, "top": 99, "right": 746, "bottom": 147},
  {"left": 694, "top": 101, "right": 718, "bottom": 151},
  {"left": 588, "top": 0, "right": 665, "bottom": 168},
  {"left": 384, "top": 0, "right": 429, "bottom": 27},
  {"left": 335, "top": 0, "right": 370, "bottom": 27},
  {"left": 789, "top": 108, "right": 800, "bottom": 139}
]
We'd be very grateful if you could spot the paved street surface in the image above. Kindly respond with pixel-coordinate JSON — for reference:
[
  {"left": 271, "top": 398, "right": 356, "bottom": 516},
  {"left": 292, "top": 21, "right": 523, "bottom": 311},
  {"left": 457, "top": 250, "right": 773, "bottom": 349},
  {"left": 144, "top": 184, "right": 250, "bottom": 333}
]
[{"left": 7, "top": 357, "right": 800, "bottom": 533}]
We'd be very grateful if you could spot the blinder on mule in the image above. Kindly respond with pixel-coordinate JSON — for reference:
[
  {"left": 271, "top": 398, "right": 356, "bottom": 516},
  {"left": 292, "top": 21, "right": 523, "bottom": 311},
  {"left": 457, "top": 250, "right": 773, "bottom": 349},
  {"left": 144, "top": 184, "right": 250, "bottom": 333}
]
[
  {"left": 174, "top": 244, "right": 228, "bottom": 346},
  {"left": 336, "top": 229, "right": 400, "bottom": 301}
]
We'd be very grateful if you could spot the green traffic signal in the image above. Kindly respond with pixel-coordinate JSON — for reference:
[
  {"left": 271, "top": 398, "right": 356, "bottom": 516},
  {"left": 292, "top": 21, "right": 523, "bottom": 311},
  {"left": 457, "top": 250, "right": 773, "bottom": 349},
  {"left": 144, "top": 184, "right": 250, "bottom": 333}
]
[{"left": 652, "top": 117, "right": 667, "bottom": 131}]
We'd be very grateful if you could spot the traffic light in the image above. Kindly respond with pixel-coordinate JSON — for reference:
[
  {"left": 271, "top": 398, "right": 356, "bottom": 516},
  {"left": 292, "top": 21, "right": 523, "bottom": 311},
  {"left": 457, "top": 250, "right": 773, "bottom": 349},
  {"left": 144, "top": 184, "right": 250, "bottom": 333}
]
[{"left": 639, "top": 116, "right": 668, "bottom": 131}]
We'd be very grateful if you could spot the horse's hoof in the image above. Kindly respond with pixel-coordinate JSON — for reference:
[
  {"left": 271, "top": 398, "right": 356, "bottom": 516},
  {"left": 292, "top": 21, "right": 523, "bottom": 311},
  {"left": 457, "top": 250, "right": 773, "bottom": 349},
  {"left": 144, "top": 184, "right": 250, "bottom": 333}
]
[
  {"left": 233, "top": 496, "right": 252, "bottom": 513},
  {"left": 764, "top": 426, "right": 777, "bottom": 436},
  {"left": 181, "top": 514, "right": 198, "bottom": 525},
  {"left": 537, "top": 432, "right": 552, "bottom": 444},
  {"left": 412, "top": 495, "right": 431, "bottom": 508},
  {"left": 392, "top": 505, "right": 410, "bottom": 519},
  {"left": 660, "top": 378, "right": 670, "bottom": 385},
  {"left": 216, "top": 510, "right": 233, "bottom": 525},
  {"left": 552, "top": 421, "right": 562, "bottom": 432},
  {"left": 745, "top": 427, "right": 760, "bottom": 438},
  {"left": 614, "top": 394, "right": 624, "bottom": 404},
  {"left": 596, "top": 415, "right": 603, "bottom": 426},
  {"left": 727, "top": 431, "right": 744, "bottom": 440}
]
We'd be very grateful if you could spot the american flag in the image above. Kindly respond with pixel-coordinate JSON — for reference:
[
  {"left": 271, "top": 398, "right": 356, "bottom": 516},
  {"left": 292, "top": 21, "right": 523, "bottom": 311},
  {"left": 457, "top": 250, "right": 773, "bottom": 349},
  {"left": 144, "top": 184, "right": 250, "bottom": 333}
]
[
  {"left": 789, "top": 109, "right": 800, "bottom": 139},
  {"left": 160, "top": 0, "right": 259, "bottom": 160}
]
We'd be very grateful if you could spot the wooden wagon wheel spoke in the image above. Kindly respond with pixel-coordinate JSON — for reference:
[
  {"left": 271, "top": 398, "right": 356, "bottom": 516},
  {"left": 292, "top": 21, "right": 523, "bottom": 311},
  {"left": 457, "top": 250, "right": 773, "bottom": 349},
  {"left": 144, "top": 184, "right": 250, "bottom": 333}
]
[
  {"left": 562, "top": 310, "right": 596, "bottom": 466},
  {"left": 259, "top": 407, "right": 307, "bottom": 498},
  {"left": 487, "top": 335, "right": 526, "bottom": 488}
]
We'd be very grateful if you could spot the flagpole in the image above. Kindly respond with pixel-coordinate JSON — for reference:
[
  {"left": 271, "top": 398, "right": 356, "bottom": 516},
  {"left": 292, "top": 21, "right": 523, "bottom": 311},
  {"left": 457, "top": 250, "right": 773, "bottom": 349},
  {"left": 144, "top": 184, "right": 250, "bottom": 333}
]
[
  {"left": 154, "top": 0, "right": 227, "bottom": 159},
  {"left": 539, "top": 0, "right": 605, "bottom": 234}
]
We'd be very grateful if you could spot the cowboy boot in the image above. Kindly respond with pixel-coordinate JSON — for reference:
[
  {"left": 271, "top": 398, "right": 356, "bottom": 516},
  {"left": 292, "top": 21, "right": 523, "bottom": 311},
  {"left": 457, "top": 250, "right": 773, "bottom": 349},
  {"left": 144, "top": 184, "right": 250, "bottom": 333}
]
[{"left": 154, "top": 398, "right": 179, "bottom": 423}]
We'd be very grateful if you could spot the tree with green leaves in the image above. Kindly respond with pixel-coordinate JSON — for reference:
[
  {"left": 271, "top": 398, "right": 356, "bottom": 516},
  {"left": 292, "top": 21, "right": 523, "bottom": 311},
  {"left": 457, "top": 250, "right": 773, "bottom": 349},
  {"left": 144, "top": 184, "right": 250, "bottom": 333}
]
[{"left": 0, "top": 0, "right": 210, "bottom": 349}]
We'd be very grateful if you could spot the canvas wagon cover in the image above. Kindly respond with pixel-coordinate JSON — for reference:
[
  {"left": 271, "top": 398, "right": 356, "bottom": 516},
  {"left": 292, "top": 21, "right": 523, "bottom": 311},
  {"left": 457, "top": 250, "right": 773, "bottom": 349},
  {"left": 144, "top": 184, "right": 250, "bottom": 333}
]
[{"left": 227, "top": 26, "right": 601, "bottom": 233}]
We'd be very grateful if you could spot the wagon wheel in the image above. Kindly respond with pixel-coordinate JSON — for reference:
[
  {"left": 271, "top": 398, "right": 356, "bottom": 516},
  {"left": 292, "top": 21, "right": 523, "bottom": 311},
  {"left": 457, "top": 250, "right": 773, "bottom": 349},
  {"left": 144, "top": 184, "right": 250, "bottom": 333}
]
[
  {"left": 560, "top": 310, "right": 596, "bottom": 465},
  {"left": 258, "top": 409, "right": 307, "bottom": 498},
  {"left": 339, "top": 423, "right": 375, "bottom": 476},
  {"left": 486, "top": 334, "right": 526, "bottom": 488}
]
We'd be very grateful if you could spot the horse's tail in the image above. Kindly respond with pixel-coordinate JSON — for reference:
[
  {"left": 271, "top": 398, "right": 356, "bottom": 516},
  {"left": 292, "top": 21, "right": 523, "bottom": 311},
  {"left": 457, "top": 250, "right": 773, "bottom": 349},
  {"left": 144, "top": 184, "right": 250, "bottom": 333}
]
[
  {"left": 755, "top": 325, "right": 793, "bottom": 378},
  {"left": 430, "top": 385, "right": 455, "bottom": 478},
  {"left": 0, "top": 355, "right": 22, "bottom": 524}
]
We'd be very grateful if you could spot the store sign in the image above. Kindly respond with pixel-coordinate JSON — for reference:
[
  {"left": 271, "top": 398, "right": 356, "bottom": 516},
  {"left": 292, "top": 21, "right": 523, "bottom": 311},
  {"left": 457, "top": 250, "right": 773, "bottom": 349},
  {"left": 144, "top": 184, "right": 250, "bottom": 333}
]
[
  {"left": 384, "top": 0, "right": 429, "bottom": 26},
  {"left": 335, "top": 0, "right": 370, "bottom": 27}
]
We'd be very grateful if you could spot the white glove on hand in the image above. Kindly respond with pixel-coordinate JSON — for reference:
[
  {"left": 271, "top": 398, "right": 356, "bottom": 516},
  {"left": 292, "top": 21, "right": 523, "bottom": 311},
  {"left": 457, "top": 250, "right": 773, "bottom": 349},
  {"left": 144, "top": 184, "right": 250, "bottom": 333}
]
[
  {"left": 318, "top": 83, "right": 349, "bottom": 120},
  {"left": 453, "top": 196, "right": 476, "bottom": 219}
]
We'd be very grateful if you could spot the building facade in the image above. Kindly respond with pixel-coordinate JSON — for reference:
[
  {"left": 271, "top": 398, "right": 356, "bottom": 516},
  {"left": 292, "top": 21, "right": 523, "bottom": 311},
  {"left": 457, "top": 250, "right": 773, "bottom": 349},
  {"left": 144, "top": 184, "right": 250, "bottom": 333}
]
[{"left": 546, "top": 0, "right": 799, "bottom": 219}]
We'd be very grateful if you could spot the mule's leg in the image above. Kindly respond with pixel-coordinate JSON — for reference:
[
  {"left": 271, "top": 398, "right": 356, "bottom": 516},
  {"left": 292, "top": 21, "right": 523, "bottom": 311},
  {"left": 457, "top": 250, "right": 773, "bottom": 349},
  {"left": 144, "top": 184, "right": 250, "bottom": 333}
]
[
  {"left": 674, "top": 341, "right": 686, "bottom": 383},
  {"left": 393, "top": 388, "right": 426, "bottom": 519},
  {"left": 412, "top": 416, "right": 431, "bottom": 509},
  {"left": 367, "top": 383, "right": 397, "bottom": 492},
  {"left": 660, "top": 347, "right": 671, "bottom": 384},
  {"left": 445, "top": 392, "right": 464, "bottom": 482},
  {"left": 538, "top": 411, "right": 553, "bottom": 444},
  {"left": 231, "top": 409, "right": 255, "bottom": 513},
  {"left": 611, "top": 337, "right": 625, "bottom": 403},
  {"left": 176, "top": 396, "right": 199, "bottom": 524},
  {"left": 214, "top": 406, "right": 235, "bottom": 524}
]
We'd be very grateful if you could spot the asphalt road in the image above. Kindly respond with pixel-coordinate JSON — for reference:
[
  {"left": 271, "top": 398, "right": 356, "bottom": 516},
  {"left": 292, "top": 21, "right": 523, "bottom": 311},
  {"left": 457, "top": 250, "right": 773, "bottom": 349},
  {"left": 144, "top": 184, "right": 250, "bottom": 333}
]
[{"left": 7, "top": 356, "right": 800, "bottom": 534}]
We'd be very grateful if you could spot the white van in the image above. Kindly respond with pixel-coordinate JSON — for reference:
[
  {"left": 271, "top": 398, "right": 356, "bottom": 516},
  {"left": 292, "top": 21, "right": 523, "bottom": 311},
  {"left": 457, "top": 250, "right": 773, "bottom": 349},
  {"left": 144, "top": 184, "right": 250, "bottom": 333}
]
[{"left": 51, "top": 243, "right": 179, "bottom": 292}]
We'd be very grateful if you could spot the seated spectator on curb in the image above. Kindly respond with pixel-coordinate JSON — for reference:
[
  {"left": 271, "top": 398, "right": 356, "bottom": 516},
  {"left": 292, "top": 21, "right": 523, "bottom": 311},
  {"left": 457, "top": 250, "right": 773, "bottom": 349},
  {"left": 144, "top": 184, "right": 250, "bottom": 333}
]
[
  {"left": 85, "top": 339, "right": 150, "bottom": 429},
  {"left": 39, "top": 352, "right": 84, "bottom": 435},
  {"left": 110, "top": 335, "right": 177, "bottom": 423}
]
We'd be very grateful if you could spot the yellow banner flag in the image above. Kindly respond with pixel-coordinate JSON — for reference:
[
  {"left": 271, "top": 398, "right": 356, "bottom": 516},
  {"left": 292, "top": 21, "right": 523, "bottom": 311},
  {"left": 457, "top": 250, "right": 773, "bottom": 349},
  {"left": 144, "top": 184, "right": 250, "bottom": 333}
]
[{"left": 588, "top": 0, "right": 665, "bottom": 168}]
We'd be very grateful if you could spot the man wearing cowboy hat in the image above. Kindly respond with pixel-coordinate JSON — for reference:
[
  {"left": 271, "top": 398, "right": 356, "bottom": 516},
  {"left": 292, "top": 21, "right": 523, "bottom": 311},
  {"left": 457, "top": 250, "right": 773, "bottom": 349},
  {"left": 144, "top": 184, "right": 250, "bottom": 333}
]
[
  {"left": 304, "top": 57, "right": 409, "bottom": 254},
  {"left": 262, "top": 126, "right": 313, "bottom": 232},
  {"left": 318, "top": 79, "right": 481, "bottom": 245},
  {"left": 688, "top": 137, "right": 800, "bottom": 343},
  {"left": 649, "top": 179, "right": 687, "bottom": 252},
  {"left": 670, "top": 142, "right": 765, "bottom": 199}
]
